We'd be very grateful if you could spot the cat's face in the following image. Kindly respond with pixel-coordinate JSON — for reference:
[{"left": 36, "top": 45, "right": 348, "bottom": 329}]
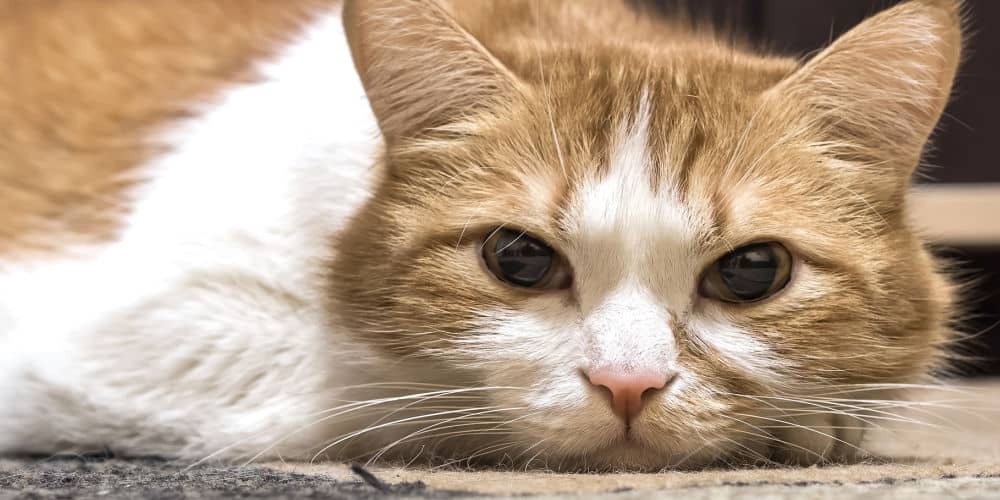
[{"left": 334, "top": 0, "right": 961, "bottom": 469}]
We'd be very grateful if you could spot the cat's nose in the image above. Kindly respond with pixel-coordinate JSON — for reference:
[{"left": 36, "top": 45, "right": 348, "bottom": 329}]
[{"left": 585, "top": 368, "right": 674, "bottom": 423}]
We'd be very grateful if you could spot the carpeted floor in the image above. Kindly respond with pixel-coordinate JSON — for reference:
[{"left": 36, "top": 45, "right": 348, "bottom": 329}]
[{"left": 3, "top": 380, "right": 999, "bottom": 499}]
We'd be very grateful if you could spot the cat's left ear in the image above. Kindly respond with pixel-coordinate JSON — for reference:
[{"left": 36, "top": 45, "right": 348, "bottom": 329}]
[
  {"left": 343, "top": 0, "right": 520, "bottom": 145},
  {"left": 769, "top": 0, "right": 962, "bottom": 187}
]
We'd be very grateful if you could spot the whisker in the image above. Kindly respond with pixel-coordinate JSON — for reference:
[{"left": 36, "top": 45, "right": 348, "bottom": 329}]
[
  {"left": 721, "top": 392, "right": 935, "bottom": 428},
  {"left": 729, "top": 412, "right": 869, "bottom": 458},
  {"left": 218, "top": 387, "right": 519, "bottom": 468},
  {"left": 309, "top": 406, "right": 526, "bottom": 463},
  {"left": 435, "top": 441, "right": 522, "bottom": 470},
  {"left": 366, "top": 408, "right": 534, "bottom": 464}
]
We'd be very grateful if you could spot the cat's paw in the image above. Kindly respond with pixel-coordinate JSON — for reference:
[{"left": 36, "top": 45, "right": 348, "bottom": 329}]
[{"left": 768, "top": 413, "right": 867, "bottom": 466}]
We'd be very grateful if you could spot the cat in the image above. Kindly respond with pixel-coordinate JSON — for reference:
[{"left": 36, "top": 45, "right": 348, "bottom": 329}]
[{"left": 0, "top": 0, "right": 963, "bottom": 471}]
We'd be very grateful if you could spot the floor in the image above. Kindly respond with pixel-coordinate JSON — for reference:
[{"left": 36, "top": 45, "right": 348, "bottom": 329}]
[{"left": 3, "top": 380, "right": 999, "bottom": 499}]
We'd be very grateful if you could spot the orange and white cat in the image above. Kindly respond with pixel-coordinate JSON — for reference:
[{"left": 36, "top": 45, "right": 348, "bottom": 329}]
[{"left": 0, "top": 0, "right": 962, "bottom": 470}]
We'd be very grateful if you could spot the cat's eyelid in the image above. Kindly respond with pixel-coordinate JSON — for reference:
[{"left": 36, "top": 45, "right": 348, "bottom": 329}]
[
  {"left": 471, "top": 223, "right": 570, "bottom": 255},
  {"left": 698, "top": 236, "right": 795, "bottom": 266}
]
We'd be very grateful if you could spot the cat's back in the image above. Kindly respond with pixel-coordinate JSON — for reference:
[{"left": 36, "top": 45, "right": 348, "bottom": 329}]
[{"left": 0, "top": 0, "right": 336, "bottom": 256}]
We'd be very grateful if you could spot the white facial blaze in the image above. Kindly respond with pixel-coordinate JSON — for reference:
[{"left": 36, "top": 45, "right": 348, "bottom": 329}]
[
  {"left": 583, "top": 285, "right": 677, "bottom": 373},
  {"left": 568, "top": 90, "right": 693, "bottom": 374},
  {"left": 565, "top": 89, "right": 781, "bottom": 381}
]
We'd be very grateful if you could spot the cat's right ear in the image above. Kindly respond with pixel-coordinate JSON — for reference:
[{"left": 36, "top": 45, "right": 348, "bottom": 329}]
[
  {"left": 343, "top": 0, "right": 520, "bottom": 145},
  {"left": 767, "top": 0, "right": 962, "bottom": 191}
]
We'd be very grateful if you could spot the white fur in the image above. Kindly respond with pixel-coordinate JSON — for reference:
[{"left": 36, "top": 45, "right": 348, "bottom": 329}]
[
  {"left": 686, "top": 310, "right": 790, "bottom": 380},
  {"left": 0, "top": 7, "right": 384, "bottom": 459},
  {"left": 582, "top": 285, "right": 678, "bottom": 374}
]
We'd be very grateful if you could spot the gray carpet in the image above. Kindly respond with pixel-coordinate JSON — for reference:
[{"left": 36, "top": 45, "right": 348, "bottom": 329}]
[
  {"left": 0, "top": 458, "right": 446, "bottom": 500},
  {"left": 4, "top": 457, "right": 1000, "bottom": 500}
]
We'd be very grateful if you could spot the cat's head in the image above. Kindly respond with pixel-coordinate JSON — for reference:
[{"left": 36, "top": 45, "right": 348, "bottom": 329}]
[{"left": 334, "top": 0, "right": 962, "bottom": 469}]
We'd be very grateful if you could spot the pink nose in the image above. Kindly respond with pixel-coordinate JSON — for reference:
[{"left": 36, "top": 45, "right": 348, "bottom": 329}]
[{"left": 586, "top": 368, "right": 673, "bottom": 422}]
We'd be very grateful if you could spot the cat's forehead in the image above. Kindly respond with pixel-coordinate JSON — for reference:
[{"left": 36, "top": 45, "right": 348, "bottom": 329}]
[
  {"left": 550, "top": 88, "right": 723, "bottom": 300},
  {"left": 531, "top": 73, "right": 751, "bottom": 242},
  {"left": 521, "top": 59, "right": 780, "bottom": 207},
  {"left": 524, "top": 60, "right": 810, "bottom": 250},
  {"left": 561, "top": 89, "right": 707, "bottom": 244}
]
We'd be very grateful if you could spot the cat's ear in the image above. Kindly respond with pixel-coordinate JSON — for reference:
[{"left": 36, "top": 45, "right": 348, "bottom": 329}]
[
  {"left": 770, "top": 0, "right": 962, "bottom": 182},
  {"left": 343, "top": 0, "right": 519, "bottom": 145}
]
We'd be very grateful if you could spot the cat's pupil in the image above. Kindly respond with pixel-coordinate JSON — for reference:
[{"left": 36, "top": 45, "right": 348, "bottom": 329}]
[
  {"left": 492, "top": 230, "right": 553, "bottom": 287},
  {"left": 718, "top": 244, "right": 779, "bottom": 300}
]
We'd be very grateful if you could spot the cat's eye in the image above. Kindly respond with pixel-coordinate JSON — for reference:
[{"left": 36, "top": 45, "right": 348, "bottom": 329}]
[
  {"left": 482, "top": 228, "right": 569, "bottom": 290},
  {"left": 699, "top": 242, "right": 792, "bottom": 303}
]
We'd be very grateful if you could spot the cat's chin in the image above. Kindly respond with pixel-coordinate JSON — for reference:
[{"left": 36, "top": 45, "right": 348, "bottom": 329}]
[
  {"left": 483, "top": 417, "right": 861, "bottom": 472},
  {"left": 493, "top": 442, "right": 723, "bottom": 473},
  {"left": 359, "top": 419, "right": 859, "bottom": 472},
  {"left": 488, "top": 429, "right": 726, "bottom": 472},
  {"left": 576, "top": 444, "right": 716, "bottom": 472}
]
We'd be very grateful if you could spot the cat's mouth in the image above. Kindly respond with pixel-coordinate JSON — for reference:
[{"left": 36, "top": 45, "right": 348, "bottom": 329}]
[
  {"left": 551, "top": 437, "right": 690, "bottom": 472},
  {"left": 620, "top": 425, "right": 643, "bottom": 444},
  {"left": 590, "top": 424, "right": 667, "bottom": 455},
  {"left": 553, "top": 418, "right": 718, "bottom": 470}
]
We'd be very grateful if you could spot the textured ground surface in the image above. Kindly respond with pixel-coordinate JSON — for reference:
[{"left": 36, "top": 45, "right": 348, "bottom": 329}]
[
  {"left": 0, "top": 460, "right": 450, "bottom": 500},
  {"left": 3, "top": 381, "right": 999, "bottom": 499}
]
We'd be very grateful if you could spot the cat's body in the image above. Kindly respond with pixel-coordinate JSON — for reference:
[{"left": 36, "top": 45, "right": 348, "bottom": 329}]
[
  {"left": 0, "top": 0, "right": 962, "bottom": 470},
  {"left": 0, "top": 0, "right": 383, "bottom": 459}
]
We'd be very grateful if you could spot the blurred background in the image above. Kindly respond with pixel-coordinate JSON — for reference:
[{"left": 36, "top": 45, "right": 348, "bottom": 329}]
[{"left": 648, "top": 0, "right": 1000, "bottom": 376}]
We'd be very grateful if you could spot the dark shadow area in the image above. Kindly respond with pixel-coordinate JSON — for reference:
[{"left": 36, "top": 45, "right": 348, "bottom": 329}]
[{"left": 936, "top": 247, "right": 1000, "bottom": 376}]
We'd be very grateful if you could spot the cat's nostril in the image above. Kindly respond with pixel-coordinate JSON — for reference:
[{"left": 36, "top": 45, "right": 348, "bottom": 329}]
[{"left": 585, "top": 368, "right": 675, "bottom": 423}]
